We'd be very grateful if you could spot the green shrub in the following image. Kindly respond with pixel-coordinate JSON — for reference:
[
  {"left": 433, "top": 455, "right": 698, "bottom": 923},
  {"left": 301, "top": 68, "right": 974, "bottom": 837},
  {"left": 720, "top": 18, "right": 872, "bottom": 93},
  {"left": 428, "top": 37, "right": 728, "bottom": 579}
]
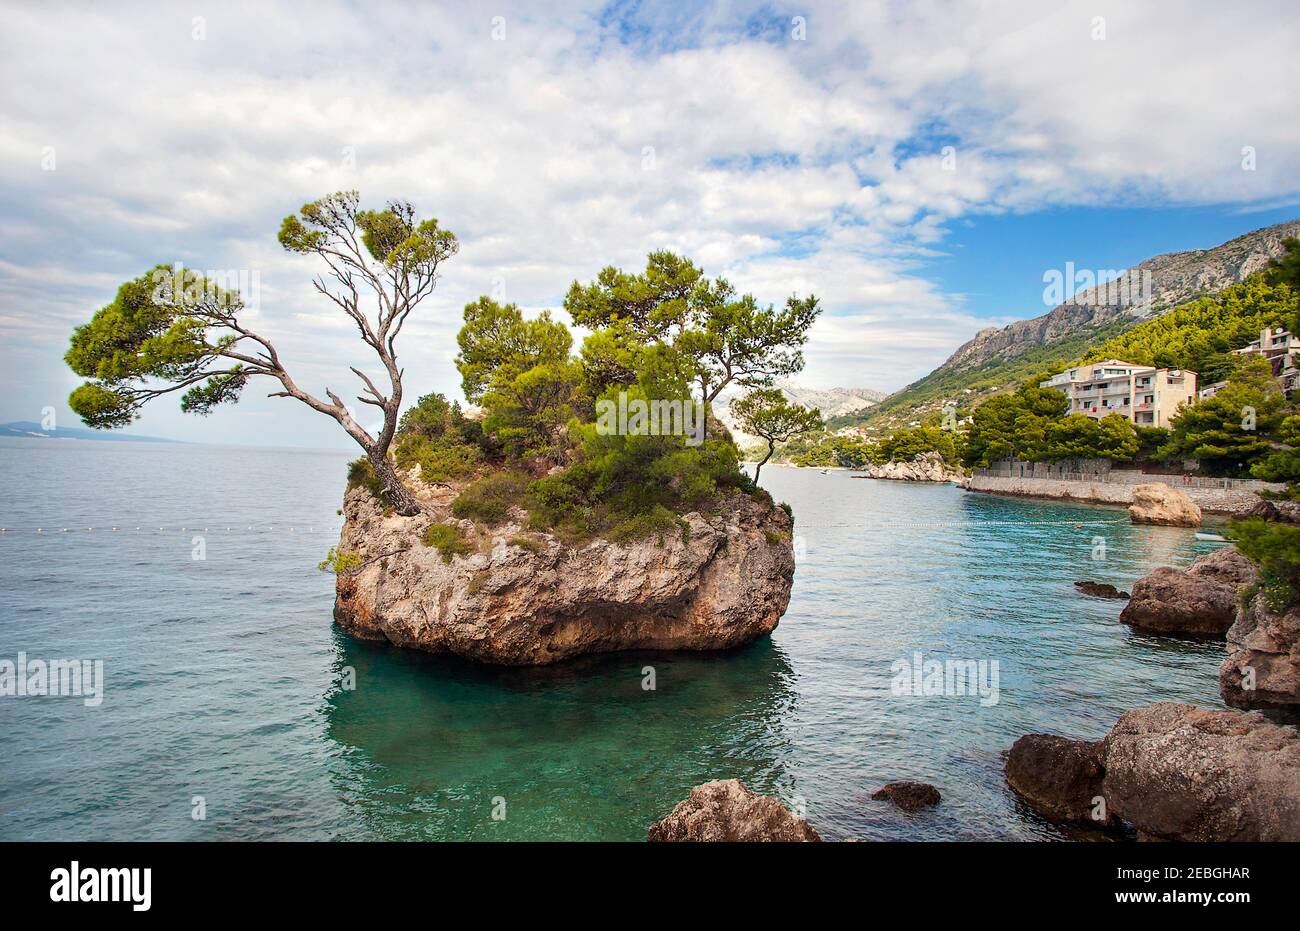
[
  {"left": 508, "top": 535, "right": 545, "bottom": 554},
  {"left": 607, "top": 505, "right": 688, "bottom": 545},
  {"left": 452, "top": 471, "right": 532, "bottom": 525},
  {"left": 1228, "top": 517, "right": 1300, "bottom": 610},
  {"left": 423, "top": 522, "right": 475, "bottom": 563},
  {"left": 346, "top": 457, "right": 388, "bottom": 504},
  {"left": 396, "top": 433, "right": 481, "bottom": 483},
  {"left": 394, "top": 392, "right": 488, "bottom": 483},
  {"left": 317, "top": 547, "right": 364, "bottom": 575}
]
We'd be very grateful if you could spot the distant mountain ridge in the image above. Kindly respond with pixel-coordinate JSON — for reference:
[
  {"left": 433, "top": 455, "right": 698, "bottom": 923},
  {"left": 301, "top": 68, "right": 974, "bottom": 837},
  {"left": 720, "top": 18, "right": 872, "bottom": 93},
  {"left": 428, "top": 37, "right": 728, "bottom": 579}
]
[
  {"left": 769, "top": 381, "right": 886, "bottom": 417},
  {"left": 0, "top": 421, "right": 179, "bottom": 443},
  {"left": 713, "top": 381, "right": 885, "bottom": 443},
  {"left": 943, "top": 219, "right": 1300, "bottom": 374},
  {"left": 843, "top": 219, "right": 1300, "bottom": 431}
]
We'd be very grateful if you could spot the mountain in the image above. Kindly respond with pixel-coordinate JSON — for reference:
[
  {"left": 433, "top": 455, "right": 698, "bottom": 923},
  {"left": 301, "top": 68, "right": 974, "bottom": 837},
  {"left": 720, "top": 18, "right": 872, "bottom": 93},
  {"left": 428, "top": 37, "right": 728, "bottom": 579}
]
[
  {"left": 0, "top": 422, "right": 180, "bottom": 443},
  {"left": 842, "top": 219, "right": 1300, "bottom": 431},
  {"left": 768, "top": 381, "right": 886, "bottom": 417},
  {"left": 714, "top": 381, "right": 885, "bottom": 444}
]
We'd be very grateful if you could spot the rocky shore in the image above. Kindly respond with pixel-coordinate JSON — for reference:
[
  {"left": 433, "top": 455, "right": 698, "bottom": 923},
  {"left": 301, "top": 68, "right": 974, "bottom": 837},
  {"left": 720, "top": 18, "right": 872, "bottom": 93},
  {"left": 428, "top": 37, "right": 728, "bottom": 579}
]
[
  {"left": 963, "top": 475, "right": 1278, "bottom": 515},
  {"left": 1221, "top": 594, "right": 1300, "bottom": 711},
  {"left": 1119, "top": 547, "right": 1256, "bottom": 638},
  {"left": 851, "top": 451, "right": 963, "bottom": 483},
  {"left": 1006, "top": 703, "right": 1300, "bottom": 841},
  {"left": 333, "top": 469, "right": 795, "bottom": 665},
  {"left": 1117, "top": 544, "right": 1300, "bottom": 711}
]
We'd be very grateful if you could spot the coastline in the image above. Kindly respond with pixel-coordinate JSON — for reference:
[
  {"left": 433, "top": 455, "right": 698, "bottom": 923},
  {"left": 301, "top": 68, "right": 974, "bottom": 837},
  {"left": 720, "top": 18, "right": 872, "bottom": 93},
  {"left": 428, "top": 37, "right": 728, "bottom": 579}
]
[{"left": 962, "top": 473, "right": 1276, "bottom": 515}]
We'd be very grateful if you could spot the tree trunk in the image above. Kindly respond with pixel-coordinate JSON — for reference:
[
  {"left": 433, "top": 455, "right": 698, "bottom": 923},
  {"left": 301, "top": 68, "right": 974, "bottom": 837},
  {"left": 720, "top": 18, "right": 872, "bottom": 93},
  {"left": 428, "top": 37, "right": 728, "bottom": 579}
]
[
  {"left": 753, "top": 440, "right": 775, "bottom": 484},
  {"left": 369, "top": 450, "right": 422, "bottom": 516}
]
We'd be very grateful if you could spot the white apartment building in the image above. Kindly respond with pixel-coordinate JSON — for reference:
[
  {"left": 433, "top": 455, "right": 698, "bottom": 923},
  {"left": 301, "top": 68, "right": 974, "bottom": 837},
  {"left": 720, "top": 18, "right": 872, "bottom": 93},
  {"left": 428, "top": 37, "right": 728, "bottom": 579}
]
[
  {"left": 1229, "top": 326, "right": 1300, "bottom": 394},
  {"left": 1039, "top": 359, "right": 1197, "bottom": 429}
]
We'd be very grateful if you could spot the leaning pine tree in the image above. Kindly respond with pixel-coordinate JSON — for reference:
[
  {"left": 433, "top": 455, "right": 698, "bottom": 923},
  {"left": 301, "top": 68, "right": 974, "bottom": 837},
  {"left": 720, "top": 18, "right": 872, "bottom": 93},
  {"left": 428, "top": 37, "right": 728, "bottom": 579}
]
[
  {"left": 732, "top": 387, "right": 822, "bottom": 483},
  {"left": 64, "top": 191, "right": 457, "bottom": 515}
]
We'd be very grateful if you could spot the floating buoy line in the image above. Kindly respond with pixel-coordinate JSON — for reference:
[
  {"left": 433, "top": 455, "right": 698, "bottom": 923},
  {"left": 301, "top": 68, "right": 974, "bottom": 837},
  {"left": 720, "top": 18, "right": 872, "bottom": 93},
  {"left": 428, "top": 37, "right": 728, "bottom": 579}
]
[{"left": 0, "top": 525, "right": 344, "bottom": 535}]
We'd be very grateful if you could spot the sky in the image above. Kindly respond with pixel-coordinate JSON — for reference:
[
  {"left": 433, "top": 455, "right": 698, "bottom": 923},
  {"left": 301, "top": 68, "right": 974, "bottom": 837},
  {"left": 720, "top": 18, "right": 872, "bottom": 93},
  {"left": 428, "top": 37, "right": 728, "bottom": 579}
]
[{"left": 1, "top": 0, "right": 1298, "bottom": 449}]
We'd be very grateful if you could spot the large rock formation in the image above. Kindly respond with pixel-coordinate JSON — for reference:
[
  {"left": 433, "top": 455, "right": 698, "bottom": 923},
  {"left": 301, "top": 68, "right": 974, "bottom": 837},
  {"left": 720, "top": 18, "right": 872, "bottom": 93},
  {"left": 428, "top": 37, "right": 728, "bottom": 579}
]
[
  {"left": 647, "top": 779, "right": 821, "bottom": 842},
  {"left": 333, "top": 473, "right": 795, "bottom": 665},
  {"left": 854, "top": 451, "right": 963, "bottom": 483},
  {"left": 1006, "top": 703, "right": 1300, "bottom": 841},
  {"left": 1220, "top": 595, "right": 1300, "bottom": 711},
  {"left": 1119, "top": 547, "right": 1257, "bottom": 638},
  {"left": 1005, "top": 734, "right": 1112, "bottom": 826},
  {"left": 1101, "top": 704, "right": 1300, "bottom": 841},
  {"left": 1128, "top": 482, "right": 1202, "bottom": 527}
]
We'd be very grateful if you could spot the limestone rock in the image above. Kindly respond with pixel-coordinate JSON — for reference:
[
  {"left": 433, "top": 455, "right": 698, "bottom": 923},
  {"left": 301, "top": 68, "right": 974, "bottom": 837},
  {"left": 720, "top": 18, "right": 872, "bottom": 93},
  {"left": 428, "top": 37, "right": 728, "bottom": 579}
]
[
  {"left": 1119, "top": 568, "right": 1238, "bottom": 637},
  {"left": 871, "top": 781, "right": 941, "bottom": 811},
  {"left": 1220, "top": 594, "right": 1300, "bottom": 711},
  {"left": 1006, "top": 703, "right": 1300, "bottom": 840},
  {"left": 1128, "top": 482, "right": 1202, "bottom": 527},
  {"left": 1101, "top": 703, "right": 1300, "bottom": 841},
  {"left": 1005, "top": 734, "right": 1112, "bottom": 826},
  {"left": 1119, "top": 547, "right": 1257, "bottom": 638},
  {"left": 647, "top": 780, "right": 821, "bottom": 842},
  {"left": 854, "top": 451, "right": 963, "bottom": 483},
  {"left": 333, "top": 477, "right": 795, "bottom": 666}
]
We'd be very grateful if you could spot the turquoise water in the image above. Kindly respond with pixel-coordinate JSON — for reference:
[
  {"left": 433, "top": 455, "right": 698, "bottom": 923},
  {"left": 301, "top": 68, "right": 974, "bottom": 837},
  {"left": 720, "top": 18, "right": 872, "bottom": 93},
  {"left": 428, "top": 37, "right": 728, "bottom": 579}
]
[{"left": 0, "top": 439, "right": 1228, "bottom": 840}]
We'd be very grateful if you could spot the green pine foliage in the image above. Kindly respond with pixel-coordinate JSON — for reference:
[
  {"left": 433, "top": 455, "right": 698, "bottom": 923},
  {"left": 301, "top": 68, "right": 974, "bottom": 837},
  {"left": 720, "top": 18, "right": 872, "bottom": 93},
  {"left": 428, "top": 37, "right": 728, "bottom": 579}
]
[
  {"left": 394, "top": 392, "right": 486, "bottom": 483},
  {"left": 1082, "top": 278, "right": 1297, "bottom": 383},
  {"left": 1229, "top": 518, "right": 1300, "bottom": 610},
  {"left": 1156, "top": 356, "right": 1284, "bottom": 475},
  {"left": 432, "top": 250, "right": 819, "bottom": 541}
]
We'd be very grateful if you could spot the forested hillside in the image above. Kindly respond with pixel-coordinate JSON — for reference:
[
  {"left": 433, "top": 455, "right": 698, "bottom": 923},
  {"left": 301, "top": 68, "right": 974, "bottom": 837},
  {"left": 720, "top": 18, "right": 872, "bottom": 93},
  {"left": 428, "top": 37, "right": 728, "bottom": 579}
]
[{"left": 838, "top": 220, "right": 1300, "bottom": 432}]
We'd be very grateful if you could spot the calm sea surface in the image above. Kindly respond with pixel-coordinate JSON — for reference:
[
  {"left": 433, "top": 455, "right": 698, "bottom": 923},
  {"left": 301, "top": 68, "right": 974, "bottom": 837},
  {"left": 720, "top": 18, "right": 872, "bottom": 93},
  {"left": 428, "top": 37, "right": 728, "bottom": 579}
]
[{"left": 0, "top": 437, "right": 1228, "bottom": 840}]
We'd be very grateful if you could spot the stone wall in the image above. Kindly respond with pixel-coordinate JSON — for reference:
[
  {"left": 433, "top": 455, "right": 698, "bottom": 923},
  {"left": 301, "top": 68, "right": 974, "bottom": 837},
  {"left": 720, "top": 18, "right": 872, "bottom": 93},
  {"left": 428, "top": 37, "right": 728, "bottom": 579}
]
[{"left": 965, "top": 474, "right": 1277, "bottom": 514}]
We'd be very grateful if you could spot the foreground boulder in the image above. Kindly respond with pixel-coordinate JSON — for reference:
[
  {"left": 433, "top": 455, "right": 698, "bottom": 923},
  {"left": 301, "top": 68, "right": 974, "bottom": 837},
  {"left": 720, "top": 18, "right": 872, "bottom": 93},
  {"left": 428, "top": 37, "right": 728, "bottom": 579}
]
[
  {"left": 647, "top": 780, "right": 821, "bottom": 842},
  {"left": 1128, "top": 482, "right": 1201, "bottom": 527},
  {"left": 854, "top": 451, "right": 963, "bottom": 483},
  {"left": 1005, "top": 734, "right": 1112, "bottom": 826},
  {"left": 1220, "top": 594, "right": 1300, "bottom": 711},
  {"left": 1006, "top": 703, "right": 1300, "bottom": 841},
  {"left": 871, "top": 781, "right": 941, "bottom": 811},
  {"left": 1101, "top": 703, "right": 1300, "bottom": 841},
  {"left": 334, "top": 476, "right": 795, "bottom": 665},
  {"left": 1119, "top": 547, "right": 1257, "bottom": 638}
]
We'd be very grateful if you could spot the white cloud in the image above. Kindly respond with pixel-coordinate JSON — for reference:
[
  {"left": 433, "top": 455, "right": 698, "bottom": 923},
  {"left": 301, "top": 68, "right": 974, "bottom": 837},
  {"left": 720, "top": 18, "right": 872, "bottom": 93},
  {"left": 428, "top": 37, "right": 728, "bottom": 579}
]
[{"left": 0, "top": 0, "right": 1295, "bottom": 445}]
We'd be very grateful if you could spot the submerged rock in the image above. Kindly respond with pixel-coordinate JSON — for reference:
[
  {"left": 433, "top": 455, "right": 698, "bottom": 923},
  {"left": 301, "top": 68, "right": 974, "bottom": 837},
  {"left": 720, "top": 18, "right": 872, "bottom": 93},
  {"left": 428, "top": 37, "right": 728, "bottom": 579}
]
[
  {"left": 871, "top": 781, "right": 941, "bottom": 811},
  {"left": 1220, "top": 594, "right": 1300, "bottom": 711},
  {"left": 1119, "top": 547, "right": 1257, "bottom": 638},
  {"left": 333, "top": 475, "right": 795, "bottom": 665},
  {"left": 1074, "top": 581, "right": 1129, "bottom": 599},
  {"left": 854, "top": 451, "right": 963, "bottom": 483},
  {"left": 1128, "top": 482, "right": 1202, "bottom": 527},
  {"left": 1101, "top": 703, "right": 1300, "bottom": 841},
  {"left": 647, "top": 780, "right": 821, "bottom": 842},
  {"left": 1006, "top": 703, "right": 1300, "bottom": 841},
  {"left": 1005, "top": 734, "right": 1113, "bottom": 826}
]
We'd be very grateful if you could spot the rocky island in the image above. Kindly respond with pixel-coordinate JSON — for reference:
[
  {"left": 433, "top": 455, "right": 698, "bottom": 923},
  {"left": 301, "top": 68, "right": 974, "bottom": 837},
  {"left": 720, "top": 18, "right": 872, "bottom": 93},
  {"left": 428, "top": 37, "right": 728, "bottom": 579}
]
[
  {"left": 326, "top": 251, "right": 820, "bottom": 666},
  {"left": 334, "top": 466, "right": 794, "bottom": 665}
]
